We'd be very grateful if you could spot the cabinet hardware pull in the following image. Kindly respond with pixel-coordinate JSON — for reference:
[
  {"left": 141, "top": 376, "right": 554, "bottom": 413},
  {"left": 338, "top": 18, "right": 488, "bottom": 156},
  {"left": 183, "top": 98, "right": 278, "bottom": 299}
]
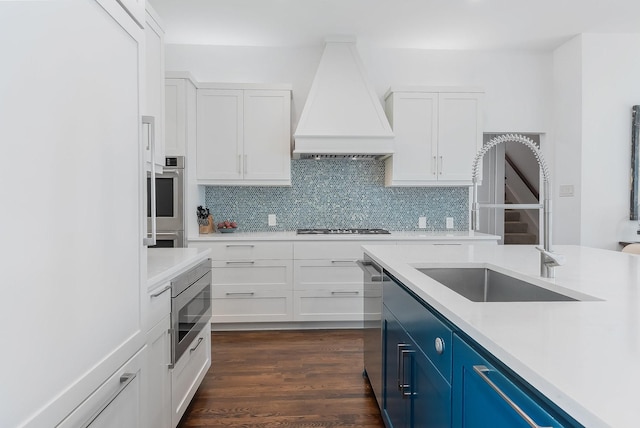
[
  {"left": 331, "top": 291, "right": 359, "bottom": 295},
  {"left": 150, "top": 285, "right": 171, "bottom": 298},
  {"left": 432, "top": 156, "right": 437, "bottom": 175},
  {"left": 244, "top": 154, "right": 248, "bottom": 174},
  {"left": 225, "top": 261, "right": 255, "bottom": 265},
  {"left": 331, "top": 259, "right": 358, "bottom": 264},
  {"left": 79, "top": 372, "right": 137, "bottom": 428},
  {"left": 226, "top": 244, "right": 255, "bottom": 248},
  {"left": 225, "top": 292, "right": 255, "bottom": 296},
  {"left": 400, "top": 349, "right": 415, "bottom": 398},
  {"left": 434, "top": 337, "right": 445, "bottom": 354},
  {"left": 439, "top": 155, "right": 443, "bottom": 175},
  {"left": 397, "top": 343, "right": 410, "bottom": 392},
  {"left": 472, "top": 365, "right": 553, "bottom": 428},
  {"left": 237, "top": 154, "right": 241, "bottom": 173},
  {"left": 190, "top": 337, "right": 204, "bottom": 353},
  {"left": 142, "top": 115, "right": 156, "bottom": 247}
]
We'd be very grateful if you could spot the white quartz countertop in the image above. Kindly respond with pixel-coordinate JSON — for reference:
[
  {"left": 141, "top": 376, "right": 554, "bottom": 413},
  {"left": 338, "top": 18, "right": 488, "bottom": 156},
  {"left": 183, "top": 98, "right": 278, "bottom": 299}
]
[
  {"left": 147, "top": 247, "right": 211, "bottom": 290},
  {"left": 189, "top": 230, "right": 499, "bottom": 242},
  {"left": 362, "top": 244, "right": 640, "bottom": 427}
]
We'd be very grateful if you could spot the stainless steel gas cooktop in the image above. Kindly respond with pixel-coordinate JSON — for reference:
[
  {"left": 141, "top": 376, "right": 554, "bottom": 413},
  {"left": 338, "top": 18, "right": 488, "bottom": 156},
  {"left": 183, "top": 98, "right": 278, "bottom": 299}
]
[{"left": 296, "top": 228, "right": 391, "bottom": 235}]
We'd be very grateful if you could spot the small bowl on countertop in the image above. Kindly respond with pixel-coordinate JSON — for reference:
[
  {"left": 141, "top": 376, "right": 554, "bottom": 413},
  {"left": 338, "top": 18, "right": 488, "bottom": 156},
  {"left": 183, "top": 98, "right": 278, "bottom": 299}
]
[{"left": 218, "top": 227, "right": 238, "bottom": 233}]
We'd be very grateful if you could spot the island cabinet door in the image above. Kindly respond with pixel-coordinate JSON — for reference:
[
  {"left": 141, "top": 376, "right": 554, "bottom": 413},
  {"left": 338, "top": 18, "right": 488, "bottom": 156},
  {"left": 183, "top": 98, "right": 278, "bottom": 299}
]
[
  {"left": 383, "top": 305, "right": 411, "bottom": 428},
  {"left": 452, "top": 335, "right": 576, "bottom": 428}
]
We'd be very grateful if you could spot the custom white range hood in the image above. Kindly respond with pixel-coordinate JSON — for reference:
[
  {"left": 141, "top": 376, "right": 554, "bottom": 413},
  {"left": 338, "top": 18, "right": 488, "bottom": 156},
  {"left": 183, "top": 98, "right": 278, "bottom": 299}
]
[{"left": 293, "top": 37, "right": 394, "bottom": 159}]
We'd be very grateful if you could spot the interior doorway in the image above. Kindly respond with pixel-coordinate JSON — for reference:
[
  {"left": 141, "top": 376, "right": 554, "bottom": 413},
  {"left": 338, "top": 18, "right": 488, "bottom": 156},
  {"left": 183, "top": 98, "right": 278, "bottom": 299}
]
[{"left": 476, "top": 133, "right": 541, "bottom": 245}]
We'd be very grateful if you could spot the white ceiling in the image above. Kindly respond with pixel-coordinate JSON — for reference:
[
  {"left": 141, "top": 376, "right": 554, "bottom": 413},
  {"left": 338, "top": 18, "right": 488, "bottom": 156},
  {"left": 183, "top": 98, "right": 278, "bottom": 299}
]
[{"left": 148, "top": 0, "right": 640, "bottom": 51}]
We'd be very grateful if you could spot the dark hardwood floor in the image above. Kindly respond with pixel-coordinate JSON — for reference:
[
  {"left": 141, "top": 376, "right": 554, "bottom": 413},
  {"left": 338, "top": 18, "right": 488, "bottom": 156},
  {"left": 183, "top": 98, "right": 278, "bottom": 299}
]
[{"left": 177, "top": 329, "right": 386, "bottom": 428}]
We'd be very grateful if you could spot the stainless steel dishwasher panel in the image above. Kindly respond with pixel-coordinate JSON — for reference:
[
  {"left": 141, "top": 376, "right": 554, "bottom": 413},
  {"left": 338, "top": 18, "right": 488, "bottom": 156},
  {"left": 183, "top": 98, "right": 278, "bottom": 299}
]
[{"left": 357, "top": 255, "right": 386, "bottom": 409}]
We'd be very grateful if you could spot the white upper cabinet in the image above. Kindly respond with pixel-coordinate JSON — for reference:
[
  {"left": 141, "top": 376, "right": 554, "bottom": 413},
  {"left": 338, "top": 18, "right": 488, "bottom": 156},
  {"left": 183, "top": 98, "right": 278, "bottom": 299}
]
[
  {"left": 143, "top": 4, "right": 165, "bottom": 169},
  {"left": 384, "top": 88, "right": 483, "bottom": 186},
  {"left": 164, "top": 75, "right": 197, "bottom": 157},
  {"left": 196, "top": 85, "right": 292, "bottom": 186}
]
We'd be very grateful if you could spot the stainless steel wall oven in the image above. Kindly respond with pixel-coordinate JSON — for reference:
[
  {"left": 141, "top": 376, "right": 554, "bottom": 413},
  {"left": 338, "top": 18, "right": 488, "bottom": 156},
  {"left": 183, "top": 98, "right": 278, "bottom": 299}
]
[
  {"left": 147, "top": 156, "right": 185, "bottom": 248},
  {"left": 170, "top": 259, "right": 212, "bottom": 367}
]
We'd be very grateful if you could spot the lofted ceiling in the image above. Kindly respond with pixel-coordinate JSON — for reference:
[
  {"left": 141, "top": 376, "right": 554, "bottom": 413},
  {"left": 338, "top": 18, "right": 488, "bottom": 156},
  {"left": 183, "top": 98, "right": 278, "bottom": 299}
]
[{"left": 148, "top": 0, "right": 640, "bottom": 51}]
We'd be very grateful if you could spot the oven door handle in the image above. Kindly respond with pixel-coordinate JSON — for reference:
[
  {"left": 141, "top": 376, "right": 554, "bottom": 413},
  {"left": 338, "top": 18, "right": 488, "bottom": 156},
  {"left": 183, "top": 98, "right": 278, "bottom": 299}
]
[{"left": 142, "top": 115, "right": 156, "bottom": 247}]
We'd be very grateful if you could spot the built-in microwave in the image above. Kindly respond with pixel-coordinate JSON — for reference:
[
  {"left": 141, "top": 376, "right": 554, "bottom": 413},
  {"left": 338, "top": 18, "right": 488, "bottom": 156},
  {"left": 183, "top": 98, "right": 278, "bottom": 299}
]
[{"left": 147, "top": 156, "right": 185, "bottom": 247}]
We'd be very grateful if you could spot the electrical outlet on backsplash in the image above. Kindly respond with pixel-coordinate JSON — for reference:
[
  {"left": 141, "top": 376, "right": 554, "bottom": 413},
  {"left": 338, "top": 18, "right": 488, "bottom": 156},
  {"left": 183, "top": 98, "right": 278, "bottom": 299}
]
[{"left": 204, "top": 159, "right": 469, "bottom": 232}]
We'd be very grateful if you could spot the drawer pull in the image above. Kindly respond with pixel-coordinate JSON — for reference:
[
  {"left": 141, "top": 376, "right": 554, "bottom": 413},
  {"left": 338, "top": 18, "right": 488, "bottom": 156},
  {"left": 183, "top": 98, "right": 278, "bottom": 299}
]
[
  {"left": 190, "top": 337, "right": 204, "bottom": 353},
  {"left": 225, "top": 292, "right": 255, "bottom": 296},
  {"left": 150, "top": 285, "right": 171, "bottom": 298},
  {"left": 473, "top": 365, "right": 552, "bottom": 428},
  {"left": 79, "top": 372, "right": 136, "bottom": 428},
  {"left": 331, "top": 259, "right": 358, "bottom": 264},
  {"left": 226, "top": 244, "right": 254, "bottom": 248},
  {"left": 226, "top": 261, "right": 255, "bottom": 265},
  {"left": 331, "top": 291, "right": 360, "bottom": 295}
]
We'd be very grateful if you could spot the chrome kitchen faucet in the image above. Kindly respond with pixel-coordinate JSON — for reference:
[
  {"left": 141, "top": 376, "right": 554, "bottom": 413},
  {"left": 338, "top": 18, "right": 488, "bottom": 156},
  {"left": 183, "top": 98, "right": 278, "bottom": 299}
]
[{"left": 470, "top": 134, "right": 564, "bottom": 278}]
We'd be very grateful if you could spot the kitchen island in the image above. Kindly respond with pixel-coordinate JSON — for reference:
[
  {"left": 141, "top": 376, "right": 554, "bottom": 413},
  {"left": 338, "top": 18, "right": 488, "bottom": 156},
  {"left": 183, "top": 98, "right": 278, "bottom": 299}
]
[{"left": 363, "top": 243, "right": 640, "bottom": 427}]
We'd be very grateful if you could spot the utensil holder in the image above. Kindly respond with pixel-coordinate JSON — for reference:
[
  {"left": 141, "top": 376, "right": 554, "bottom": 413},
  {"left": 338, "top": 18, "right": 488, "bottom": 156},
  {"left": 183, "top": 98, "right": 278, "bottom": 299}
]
[{"left": 199, "top": 215, "right": 214, "bottom": 234}]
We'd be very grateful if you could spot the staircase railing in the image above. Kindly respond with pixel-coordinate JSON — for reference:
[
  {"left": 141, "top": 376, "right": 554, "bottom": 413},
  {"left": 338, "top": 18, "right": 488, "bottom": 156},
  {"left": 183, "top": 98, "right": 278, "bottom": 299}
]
[{"left": 505, "top": 154, "right": 539, "bottom": 200}]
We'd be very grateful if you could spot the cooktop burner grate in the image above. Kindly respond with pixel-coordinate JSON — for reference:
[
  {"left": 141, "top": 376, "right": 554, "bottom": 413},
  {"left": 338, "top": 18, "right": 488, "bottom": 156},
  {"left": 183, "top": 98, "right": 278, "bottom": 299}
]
[{"left": 296, "top": 228, "right": 391, "bottom": 235}]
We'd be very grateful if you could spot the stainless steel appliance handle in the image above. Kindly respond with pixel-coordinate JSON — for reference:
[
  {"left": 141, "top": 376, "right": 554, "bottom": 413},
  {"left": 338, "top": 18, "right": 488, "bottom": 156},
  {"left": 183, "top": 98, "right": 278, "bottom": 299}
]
[
  {"left": 150, "top": 285, "right": 171, "bottom": 298},
  {"left": 143, "top": 115, "right": 156, "bottom": 247},
  {"left": 190, "top": 337, "right": 204, "bottom": 354},
  {"left": 79, "top": 373, "right": 136, "bottom": 428},
  {"left": 356, "top": 259, "right": 383, "bottom": 282},
  {"left": 472, "top": 365, "right": 553, "bottom": 428}
]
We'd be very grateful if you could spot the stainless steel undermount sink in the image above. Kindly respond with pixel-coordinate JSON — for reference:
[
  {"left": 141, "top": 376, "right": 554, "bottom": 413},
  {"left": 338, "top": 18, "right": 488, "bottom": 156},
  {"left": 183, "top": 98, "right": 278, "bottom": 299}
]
[{"left": 417, "top": 267, "right": 579, "bottom": 302}]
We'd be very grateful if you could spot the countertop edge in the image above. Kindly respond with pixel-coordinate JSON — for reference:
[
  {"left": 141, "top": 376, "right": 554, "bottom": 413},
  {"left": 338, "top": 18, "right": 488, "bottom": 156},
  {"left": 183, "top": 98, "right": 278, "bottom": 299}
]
[{"left": 147, "top": 248, "right": 211, "bottom": 290}]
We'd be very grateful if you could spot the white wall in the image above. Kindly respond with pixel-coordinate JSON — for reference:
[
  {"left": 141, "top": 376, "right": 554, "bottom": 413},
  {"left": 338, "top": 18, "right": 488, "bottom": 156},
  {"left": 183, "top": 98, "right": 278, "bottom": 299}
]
[
  {"left": 165, "top": 43, "right": 554, "bottom": 135},
  {"left": 553, "top": 34, "right": 640, "bottom": 250}
]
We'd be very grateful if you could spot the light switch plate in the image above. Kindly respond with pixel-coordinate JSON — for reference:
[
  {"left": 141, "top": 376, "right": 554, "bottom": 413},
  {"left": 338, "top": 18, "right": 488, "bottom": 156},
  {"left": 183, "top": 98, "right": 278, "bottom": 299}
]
[
  {"left": 268, "top": 214, "right": 277, "bottom": 226},
  {"left": 559, "top": 184, "right": 574, "bottom": 197},
  {"left": 446, "top": 217, "right": 454, "bottom": 229},
  {"left": 418, "top": 216, "right": 427, "bottom": 229}
]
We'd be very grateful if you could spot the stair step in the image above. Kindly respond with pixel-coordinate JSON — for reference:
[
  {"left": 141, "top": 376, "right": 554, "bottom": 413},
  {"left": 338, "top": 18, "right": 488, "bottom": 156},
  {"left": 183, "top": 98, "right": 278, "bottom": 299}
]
[
  {"left": 505, "top": 221, "right": 528, "bottom": 233},
  {"left": 505, "top": 210, "right": 520, "bottom": 221},
  {"left": 504, "top": 233, "right": 537, "bottom": 245}
]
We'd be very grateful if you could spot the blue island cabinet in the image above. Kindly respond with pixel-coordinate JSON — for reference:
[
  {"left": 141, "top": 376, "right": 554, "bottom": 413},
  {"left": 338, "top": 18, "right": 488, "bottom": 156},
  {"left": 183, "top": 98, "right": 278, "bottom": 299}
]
[{"left": 452, "top": 334, "right": 580, "bottom": 428}]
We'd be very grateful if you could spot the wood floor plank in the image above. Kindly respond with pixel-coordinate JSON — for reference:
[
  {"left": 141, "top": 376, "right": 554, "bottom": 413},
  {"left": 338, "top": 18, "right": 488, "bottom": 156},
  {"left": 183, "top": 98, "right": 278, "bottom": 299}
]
[{"left": 177, "top": 329, "right": 386, "bottom": 428}]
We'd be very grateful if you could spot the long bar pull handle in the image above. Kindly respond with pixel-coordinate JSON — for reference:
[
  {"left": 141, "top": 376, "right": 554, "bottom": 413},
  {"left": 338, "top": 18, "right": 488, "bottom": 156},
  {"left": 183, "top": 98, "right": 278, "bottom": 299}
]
[
  {"left": 397, "top": 343, "right": 410, "bottom": 391},
  {"left": 244, "top": 154, "right": 248, "bottom": 175},
  {"left": 190, "top": 337, "right": 204, "bottom": 354},
  {"left": 331, "top": 259, "right": 358, "bottom": 264},
  {"left": 150, "top": 285, "right": 171, "bottom": 298},
  {"left": 439, "top": 155, "right": 443, "bottom": 175},
  {"left": 143, "top": 116, "right": 156, "bottom": 247},
  {"left": 472, "top": 366, "right": 553, "bottom": 428},
  {"left": 401, "top": 349, "right": 415, "bottom": 398},
  {"left": 331, "top": 291, "right": 360, "bottom": 295},
  {"left": 79, "top": 373, "right": 137, "bottom": 428},
  {"left": 226, "top": 244, "right": 255, "bottom": 248},
  {"left": 432, "top": 156, "right": 437, "bottom": 175},
  {"left": 237, "top": 154, "right": 241, "bottom": 174},
  {"left": 225, "top": 261, "right": 255, "bottom": 265},
  {"left": 225, "top": 292, "right": 255, "bottom": 296}
]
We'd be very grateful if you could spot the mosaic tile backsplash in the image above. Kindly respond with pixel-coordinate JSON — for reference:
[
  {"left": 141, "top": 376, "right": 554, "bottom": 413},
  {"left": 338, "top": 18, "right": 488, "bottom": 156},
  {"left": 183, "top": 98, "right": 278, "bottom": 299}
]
[{"left": 204, "top": 159, "right": 469, "bottom": 232}]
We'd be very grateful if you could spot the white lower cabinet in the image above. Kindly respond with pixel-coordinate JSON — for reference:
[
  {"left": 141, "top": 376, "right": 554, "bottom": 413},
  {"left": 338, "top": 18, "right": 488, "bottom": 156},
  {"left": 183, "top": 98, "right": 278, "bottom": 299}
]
[
  {"left": 171, "top": 323, "right": 211, "bottom": 427},
  {"left": 57, "top": 348, "right": 145, "bottom": 428},
  {"left": 145, "top": 316, "right": 171, "bottom": 428}
]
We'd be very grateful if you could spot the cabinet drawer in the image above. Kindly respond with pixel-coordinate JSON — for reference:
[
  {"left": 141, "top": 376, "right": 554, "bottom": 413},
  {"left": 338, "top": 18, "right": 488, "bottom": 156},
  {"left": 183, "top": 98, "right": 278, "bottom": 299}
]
[
  {"left": 294, "top": 289, "right": 363, "bottom": 321},
  {"left": 294, "top": 241, "right": 390, "bottom": 260},
  {"left": 146, "top": 281, "right": 171, "bottom": 330},
  {"left": 293, "top": 259, "right": 362, "bottom": 290},
  {"left": 171, "top": 323, "right": 211, "bottom": 427},
  {"left": 384, "top": 277, "right": 453, "bottom": 383},
  {"left": 212, "top": 260, "right": 293, "bottom": 289},
  {"left": 192, "top": 241, "right": 293, "bottom": 260},
  {"left": 212, "top": 289, "right": 293, "bottom": 322}
]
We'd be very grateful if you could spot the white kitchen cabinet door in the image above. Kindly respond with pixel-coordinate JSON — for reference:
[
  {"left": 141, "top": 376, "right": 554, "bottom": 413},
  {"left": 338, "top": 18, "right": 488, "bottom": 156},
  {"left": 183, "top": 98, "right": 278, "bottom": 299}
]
[
  {"left": 437, "top": 92, "right": 483, "bottom": 182},
  {"left": 1, "top": 1, "right": 145, "bottom": 426},
  {"left": 243, "top": 90, "right": 292, "bottom": 182},
  {"left": 385, "top": 92, "right": 438, "bottom": 184},
  {"left": 196, "top": 89, "right": 244, "bottom": 181},
  {"left": 143, "top": 4, "right": 165, "bottom": 169},
  {"left": 384, "top": 88, "right": 483, "bottom": 186},
  {"left": 196, "top": 86, "right": 292, "bottom": 185},
  {"left": 145, "top": 316, "right": 171, "bottom": 428},
  {"left": 164, "top": 77, "right": 198, "bottom": 157}
]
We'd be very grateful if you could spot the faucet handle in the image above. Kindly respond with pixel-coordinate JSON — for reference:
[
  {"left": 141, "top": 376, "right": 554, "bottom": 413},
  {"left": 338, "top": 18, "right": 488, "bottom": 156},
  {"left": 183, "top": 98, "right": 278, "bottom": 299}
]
[{"left": 535, "top": 247, "right": 566, "bottom": 266}]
